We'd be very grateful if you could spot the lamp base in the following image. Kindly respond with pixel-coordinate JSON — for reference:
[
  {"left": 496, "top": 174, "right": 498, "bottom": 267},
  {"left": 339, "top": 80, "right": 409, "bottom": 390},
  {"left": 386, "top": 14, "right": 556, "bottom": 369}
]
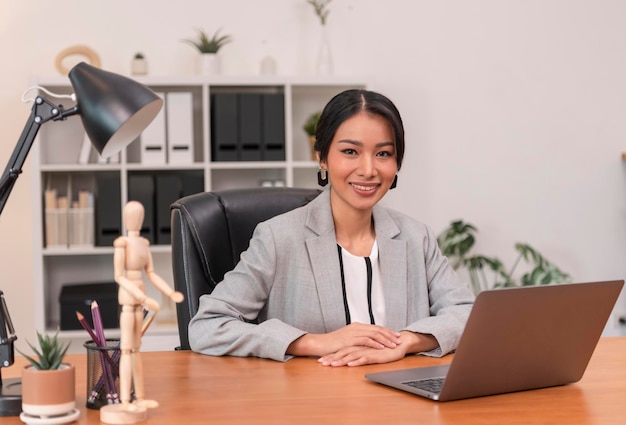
[
  {"left": 0, "top": 377, "right": 22, "bottom": 416},
  {"left": 100, "top": 403, "right": 148, "bottom": 424}
]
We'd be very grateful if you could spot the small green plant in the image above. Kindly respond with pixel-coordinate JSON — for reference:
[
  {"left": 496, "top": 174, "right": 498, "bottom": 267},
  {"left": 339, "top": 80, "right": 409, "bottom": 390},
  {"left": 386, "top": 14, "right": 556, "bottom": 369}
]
[
  {"left": 303, "top": 111, "right": 321, "bottom": 136},
  {"left": 307, "top": 0, "right": 332, "bottom": 26},
  {"left": 182, "top": 28, "right": 233, "bottom": 54},
  {"left": 17, "top": 330, "right": 70, "bottom": 370},
  {"left": 437, "top": 220, "right": 570, "bottom": 294},
  {"left": 134, "top": 52, "right": 145, "bottom": 59}
]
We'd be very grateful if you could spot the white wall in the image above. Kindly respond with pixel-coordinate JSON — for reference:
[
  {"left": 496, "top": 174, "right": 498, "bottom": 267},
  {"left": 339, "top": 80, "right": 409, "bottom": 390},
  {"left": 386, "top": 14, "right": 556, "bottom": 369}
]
[{"left": 1, "top": 0, "right": 625, "bottom": 349}]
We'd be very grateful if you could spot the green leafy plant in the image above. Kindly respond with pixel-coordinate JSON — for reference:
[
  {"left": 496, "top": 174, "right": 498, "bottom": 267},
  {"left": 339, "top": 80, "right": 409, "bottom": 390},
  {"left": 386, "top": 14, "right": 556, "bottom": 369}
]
[
  {"left": 437, "top": 220, "right": 570, "bottom": 294},
  {"left": 134, "top": 52, "right": 145, "bottom": 59},
  {"left": 303, "top": 111, "right": 321, "bottom": 136},
  {"left": 17, "top": 330, "right": 70, "bottom": 370},
  {"left": 182, "top": 28, "right": 233, "bottom": 54},
  {"left": 307, "top": 0, "right": 332, "bottom": 26}
]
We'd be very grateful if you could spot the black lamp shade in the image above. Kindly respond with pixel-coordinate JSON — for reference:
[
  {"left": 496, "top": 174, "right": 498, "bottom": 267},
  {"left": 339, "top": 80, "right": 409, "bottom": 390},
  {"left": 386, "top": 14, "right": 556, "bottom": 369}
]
[{"left": 68, "top": 62, "right": 163, "bottom": 158}]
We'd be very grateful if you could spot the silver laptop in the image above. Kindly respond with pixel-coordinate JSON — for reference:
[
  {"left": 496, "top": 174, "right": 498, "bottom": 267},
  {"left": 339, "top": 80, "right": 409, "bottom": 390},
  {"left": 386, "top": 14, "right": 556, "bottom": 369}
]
[{"left": 365, "top": 280, "right": 624, "bottom": 402}]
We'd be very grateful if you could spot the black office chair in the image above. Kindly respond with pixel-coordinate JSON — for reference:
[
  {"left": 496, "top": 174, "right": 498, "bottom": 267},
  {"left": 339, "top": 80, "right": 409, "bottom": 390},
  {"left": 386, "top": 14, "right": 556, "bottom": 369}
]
[{"left": 170, "top": 186, "right": 322, "bottom": 350}]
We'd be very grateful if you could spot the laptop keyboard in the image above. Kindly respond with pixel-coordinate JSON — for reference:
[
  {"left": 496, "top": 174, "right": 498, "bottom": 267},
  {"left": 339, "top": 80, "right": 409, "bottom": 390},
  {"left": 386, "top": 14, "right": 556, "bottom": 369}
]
[{"left": 402, "top": 377, "right": 445, "bottom": 394}]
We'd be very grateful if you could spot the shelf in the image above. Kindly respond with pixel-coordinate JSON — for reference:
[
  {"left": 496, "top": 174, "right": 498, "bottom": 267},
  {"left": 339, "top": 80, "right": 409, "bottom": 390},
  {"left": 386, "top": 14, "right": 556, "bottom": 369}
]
[
  {"left": 30, "top": 75, "right": 368, "bottom": 349},
  {"left": 43, "top": 246, "right": 115, "bottom": 256}
]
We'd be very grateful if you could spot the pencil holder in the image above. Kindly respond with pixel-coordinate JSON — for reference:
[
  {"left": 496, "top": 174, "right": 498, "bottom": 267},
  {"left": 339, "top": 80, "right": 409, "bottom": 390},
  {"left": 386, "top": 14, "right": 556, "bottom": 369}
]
[{"left": 84, "top": 339, "right": 126, "bottom": 409}]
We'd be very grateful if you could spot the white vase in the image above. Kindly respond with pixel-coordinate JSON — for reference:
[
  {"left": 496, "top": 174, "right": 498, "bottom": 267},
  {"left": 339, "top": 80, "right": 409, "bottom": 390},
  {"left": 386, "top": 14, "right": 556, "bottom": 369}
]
[
  {"left": 316, "top": 26, "right": 333, "bottom": 76},
  {"left": 199, "top": 53, "right": 220, "bottom": 76},
  {"left": 260, "top": 56, "right": 277, "bottom": 75},
  {"left": 131, "top": 58, "right": 148, "bottom": 76}
]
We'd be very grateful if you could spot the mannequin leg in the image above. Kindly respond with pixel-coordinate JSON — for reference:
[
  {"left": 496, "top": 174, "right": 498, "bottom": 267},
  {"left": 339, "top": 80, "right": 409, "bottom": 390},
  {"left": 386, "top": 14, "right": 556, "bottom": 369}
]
[
  {"left": 131, "top": 306, "right": 144, "bottom": 401},
  {"left": 119, "top": 304, "right": 135, "bottom": 406},
  {"left": 131, "top": 305, "right": 159, "bottom": 409}
]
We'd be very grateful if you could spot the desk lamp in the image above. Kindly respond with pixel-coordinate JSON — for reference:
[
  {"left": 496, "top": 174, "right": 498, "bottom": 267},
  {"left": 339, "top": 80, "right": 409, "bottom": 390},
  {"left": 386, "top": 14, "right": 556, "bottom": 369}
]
[{"left": 0, "top": 62, "right": 163, "bottom": 416}]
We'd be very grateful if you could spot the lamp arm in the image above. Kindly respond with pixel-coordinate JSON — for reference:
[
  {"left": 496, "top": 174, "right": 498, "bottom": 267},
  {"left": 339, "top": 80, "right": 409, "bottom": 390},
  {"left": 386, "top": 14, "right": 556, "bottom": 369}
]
[
  {"left": 0, "top": 291, "right": 16, "bottom": 369},
  {"left": 0, "top": 96, "right": 78, "bottom": 216}
]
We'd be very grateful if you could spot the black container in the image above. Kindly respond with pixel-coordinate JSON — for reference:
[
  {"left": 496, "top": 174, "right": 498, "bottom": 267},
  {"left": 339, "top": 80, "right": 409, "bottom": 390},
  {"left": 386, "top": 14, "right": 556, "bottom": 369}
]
[{"left": 59, "top": 282, "right": 119, "bottom": 330}]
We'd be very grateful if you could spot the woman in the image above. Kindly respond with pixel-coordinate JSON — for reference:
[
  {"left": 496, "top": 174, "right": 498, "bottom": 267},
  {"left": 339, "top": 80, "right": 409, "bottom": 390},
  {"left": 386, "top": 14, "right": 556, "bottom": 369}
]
[{"left": 188, "top": 89, "right": 475, "bottom": 367}]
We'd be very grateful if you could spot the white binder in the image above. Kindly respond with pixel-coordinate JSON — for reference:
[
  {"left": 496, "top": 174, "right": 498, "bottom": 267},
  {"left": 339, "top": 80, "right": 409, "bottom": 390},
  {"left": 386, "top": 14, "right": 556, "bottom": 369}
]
[
  {"left": 140, "top": 91, "right": 167, "bottom": 164},
  {"left": 166, "top": 92, "right": 194, "bottom": 164}
]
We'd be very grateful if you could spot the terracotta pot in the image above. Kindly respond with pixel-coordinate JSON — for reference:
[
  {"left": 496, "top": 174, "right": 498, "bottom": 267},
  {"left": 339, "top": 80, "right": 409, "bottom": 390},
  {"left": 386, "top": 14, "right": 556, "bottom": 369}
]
[{"left": 21, "top": 363, "right": 76, "bottom": 417}]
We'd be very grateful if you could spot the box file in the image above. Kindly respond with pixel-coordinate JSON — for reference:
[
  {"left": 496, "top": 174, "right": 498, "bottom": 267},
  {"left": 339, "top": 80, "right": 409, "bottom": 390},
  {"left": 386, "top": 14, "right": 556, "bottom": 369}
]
[
  {"left": 238, "top": 93, "right": 263, "bottom": 161},
  {"left": 128, "top": 174, "right": 156, "bottom": 244},
  {"left": 141, "top": 92, "right": 167, "bottom": 164},
  {"left": 59, "top": 282, "right": 119, "bottom": 330},
  {"left": 166, "top": 92, "right": 194, "bottom": 164},
  {"left": 211, "top": 93, "right": 239, "bottom": 161},
  {"left": 155, "top": 174, "right": 182, "bottom": 245},
  {"left": 181, "top": 171, "right": 205, "bottom": 197},
  {"left": 262, "top": 93, "right": 286, "bottom": 161},
  {"left": 77, "top": 133, "right": 92, "bottom": 164},
  {"left": 95, "top": 174, "right": 122, "bottom": 247}
]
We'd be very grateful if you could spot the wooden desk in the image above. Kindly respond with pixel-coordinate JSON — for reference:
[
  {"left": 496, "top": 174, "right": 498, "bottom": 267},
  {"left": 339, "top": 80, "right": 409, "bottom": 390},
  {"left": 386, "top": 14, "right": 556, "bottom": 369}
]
[{"left": 5, "top": 337, "right": 626, "bottom": 424}]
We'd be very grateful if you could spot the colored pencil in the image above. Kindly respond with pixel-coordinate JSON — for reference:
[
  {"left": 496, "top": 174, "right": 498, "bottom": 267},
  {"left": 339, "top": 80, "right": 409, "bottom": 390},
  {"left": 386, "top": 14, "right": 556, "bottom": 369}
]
[
  {"left": 88, "top": 310, "right": 155, "bottom": 402},
  {"left": 91, "top": 301, "right": 118, "bottom": 404}
]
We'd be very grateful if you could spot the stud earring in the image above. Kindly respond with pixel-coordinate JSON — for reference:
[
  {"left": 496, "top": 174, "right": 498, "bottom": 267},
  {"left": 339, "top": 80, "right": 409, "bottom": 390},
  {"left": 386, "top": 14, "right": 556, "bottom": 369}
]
[
  {"left": 317, "top": 168, "right": 328, "bottom": 187},
  {"left": 390, "top": 175, "right": 398, "bottom": 190}
]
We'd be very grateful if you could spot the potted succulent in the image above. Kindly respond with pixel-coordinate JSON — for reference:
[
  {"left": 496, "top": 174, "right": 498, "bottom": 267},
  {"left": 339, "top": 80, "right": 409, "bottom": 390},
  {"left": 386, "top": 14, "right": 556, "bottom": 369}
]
[
  {"left": 182, "top": 28, "right": 233, "bottom": 75},
  {"left": 18, "top": 331, "right": 77, "bottom": 420},
  {"left": 131, "top": 52, "right": 148, "bottom": 76},
  {"left": 303, "top": 111, "right": 321, "bottom": 160}
]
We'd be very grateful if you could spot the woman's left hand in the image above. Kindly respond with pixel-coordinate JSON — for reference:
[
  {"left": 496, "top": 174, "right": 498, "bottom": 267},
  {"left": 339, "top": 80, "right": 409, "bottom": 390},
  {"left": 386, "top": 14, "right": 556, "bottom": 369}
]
[{"left": 317, "top": 331, "right": 438, "bottom": 367}]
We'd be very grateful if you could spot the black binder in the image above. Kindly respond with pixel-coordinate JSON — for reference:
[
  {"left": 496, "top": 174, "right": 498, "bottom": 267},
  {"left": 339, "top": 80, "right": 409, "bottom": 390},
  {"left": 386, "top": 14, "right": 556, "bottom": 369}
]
[
  {"left": 155, "top": 174, "right": 182, "bottom": 245},
  {"left": 262, "top": 93, "right": 285, "bottom": 161},
  {"left": 181, "top": 171, "right": 205, "bottom": 197},
  {"left": 127, "top": 174, "right": 155, "bottom": 244},
  {"left": 238, "top": 93, "right": 262, "bottom": 161},
  {"left": 95, "top": 174, "right": 122, "bottom": 247},
  {"left": 211, "top": 93, "right": 239, "bottom": 161}
]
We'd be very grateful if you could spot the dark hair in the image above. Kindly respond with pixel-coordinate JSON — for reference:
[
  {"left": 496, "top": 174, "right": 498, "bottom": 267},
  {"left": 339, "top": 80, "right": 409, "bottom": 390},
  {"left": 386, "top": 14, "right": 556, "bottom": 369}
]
[{"left": 314, "top": 89, "right": 405, "bottom": 170}]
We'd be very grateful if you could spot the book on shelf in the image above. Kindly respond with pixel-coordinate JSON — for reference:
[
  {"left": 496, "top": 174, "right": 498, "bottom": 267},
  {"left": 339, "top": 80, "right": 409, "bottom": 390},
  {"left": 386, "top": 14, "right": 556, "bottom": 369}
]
[
  {"left": 44, "top": 189, "right": 68, "bottom": 247},
  {"left": 44, "top": 189, "right": 95, "bottom": 248},
  {"left": 69, "top": 190, "right": 95, "bottom": 247}
]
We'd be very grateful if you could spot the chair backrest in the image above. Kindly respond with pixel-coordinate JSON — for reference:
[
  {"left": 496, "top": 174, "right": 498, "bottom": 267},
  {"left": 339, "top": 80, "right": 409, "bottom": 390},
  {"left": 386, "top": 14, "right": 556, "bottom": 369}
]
[{"left": 170, "top": 187, "right": 322, "bottom": 350}]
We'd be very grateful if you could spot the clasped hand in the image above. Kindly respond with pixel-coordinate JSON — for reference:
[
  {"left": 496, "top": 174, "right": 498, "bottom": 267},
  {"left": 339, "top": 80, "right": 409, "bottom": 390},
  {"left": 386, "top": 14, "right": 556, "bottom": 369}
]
[{"left": 317, "top": 323, "right": 408, "bottom": 367}]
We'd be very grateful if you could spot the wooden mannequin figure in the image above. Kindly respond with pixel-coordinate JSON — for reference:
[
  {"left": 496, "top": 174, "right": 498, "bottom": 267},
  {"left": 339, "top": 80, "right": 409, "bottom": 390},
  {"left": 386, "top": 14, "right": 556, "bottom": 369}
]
[{"left": 100, "top": 201, "right": 184, "bottom": 425}]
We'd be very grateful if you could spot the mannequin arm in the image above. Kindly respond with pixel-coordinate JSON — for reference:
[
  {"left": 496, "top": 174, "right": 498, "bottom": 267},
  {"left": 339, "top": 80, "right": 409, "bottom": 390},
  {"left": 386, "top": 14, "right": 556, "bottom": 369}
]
[{"left": 145, "top": 253, "right": 184, "bottom": 303}]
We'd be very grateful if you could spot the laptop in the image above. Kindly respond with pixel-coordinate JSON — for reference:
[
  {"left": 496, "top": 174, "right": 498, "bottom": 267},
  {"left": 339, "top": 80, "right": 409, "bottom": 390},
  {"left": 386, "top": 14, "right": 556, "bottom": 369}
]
[{"left": 365, "top": 280, "right": 624, "bottom": 402}]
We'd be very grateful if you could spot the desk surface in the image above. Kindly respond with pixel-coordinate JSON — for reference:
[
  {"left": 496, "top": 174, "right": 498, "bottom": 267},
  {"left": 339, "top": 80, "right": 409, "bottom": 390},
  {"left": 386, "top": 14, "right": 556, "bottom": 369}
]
[{"left": 5, "top": 337, "right": 626, "bottom": 424}]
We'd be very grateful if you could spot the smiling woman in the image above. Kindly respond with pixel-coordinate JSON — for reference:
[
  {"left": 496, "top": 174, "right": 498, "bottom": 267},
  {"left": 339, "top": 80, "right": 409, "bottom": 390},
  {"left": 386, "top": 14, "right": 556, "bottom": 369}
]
[
  {"left": 320, "top": 111, "right": 398, "bottom": 236},
  {"left": 188, "top": 89, "right": 475, "bottom": 367}
]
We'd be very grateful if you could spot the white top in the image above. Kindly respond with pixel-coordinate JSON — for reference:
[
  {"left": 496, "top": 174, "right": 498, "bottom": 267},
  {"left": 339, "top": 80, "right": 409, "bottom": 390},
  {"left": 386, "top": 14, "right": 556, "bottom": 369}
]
[{"left": 340, "top": 240, "right": 386, "bottom": 326}]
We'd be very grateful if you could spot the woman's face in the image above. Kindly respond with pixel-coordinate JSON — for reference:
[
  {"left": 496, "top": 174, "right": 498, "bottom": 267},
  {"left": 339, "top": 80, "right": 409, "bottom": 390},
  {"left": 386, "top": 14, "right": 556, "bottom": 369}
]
[{"left": 322, "top": 111, "right": 398, "bottom": 215}]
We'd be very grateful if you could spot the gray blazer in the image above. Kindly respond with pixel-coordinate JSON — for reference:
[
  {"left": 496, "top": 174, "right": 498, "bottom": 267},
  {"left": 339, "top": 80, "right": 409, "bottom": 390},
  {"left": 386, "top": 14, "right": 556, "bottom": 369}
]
[{"left": 188, "top": 189, "right": 475, "bottom": 361}]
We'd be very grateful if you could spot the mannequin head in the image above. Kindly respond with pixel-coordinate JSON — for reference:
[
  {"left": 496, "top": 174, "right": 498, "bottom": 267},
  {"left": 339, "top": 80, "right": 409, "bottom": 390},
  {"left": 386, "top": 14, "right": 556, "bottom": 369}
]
[{"left": 123, "top": 201, "right": 144, "bottom": 234}]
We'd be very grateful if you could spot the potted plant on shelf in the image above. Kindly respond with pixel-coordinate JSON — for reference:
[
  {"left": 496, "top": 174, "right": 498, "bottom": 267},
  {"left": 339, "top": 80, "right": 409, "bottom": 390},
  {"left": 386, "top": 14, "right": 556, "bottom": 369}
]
[
  {"left": 182, "top": 28, "right": 233, "bottom": 76},
  {"left": 437, "top": 220, "right": 570, "bottom": 294},
  {"left": 303, "top": 111, "right": 321, "bottom": 161},
  {"left": 18, "top": 331, "right": 78, "bottom": 422}
]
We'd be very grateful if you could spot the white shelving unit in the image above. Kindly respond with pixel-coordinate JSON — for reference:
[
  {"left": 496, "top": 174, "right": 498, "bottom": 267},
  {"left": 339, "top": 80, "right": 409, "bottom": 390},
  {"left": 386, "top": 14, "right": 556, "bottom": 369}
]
[{"left": 30, "top": 75, "right": 367, "bottom": 350}]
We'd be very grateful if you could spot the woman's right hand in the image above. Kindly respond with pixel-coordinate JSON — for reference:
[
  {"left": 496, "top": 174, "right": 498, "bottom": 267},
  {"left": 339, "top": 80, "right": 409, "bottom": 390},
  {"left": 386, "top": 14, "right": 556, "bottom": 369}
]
[{"left": 287, "top": 322, "right": 402, "bottom": 357}]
